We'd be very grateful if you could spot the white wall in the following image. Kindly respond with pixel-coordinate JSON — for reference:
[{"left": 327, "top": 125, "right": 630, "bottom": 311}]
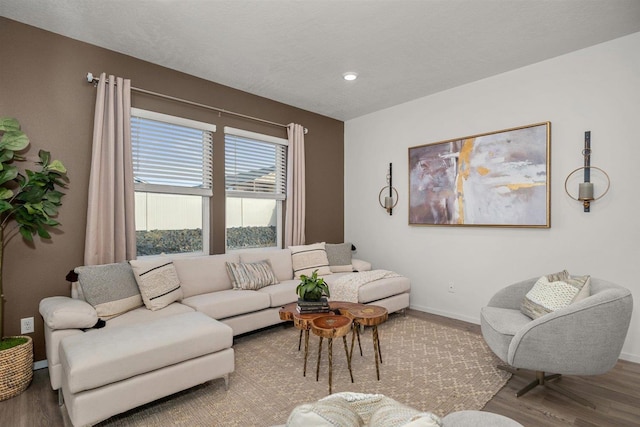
[{"left": 345, "top": 32, "right": 640, "bottom": 362}]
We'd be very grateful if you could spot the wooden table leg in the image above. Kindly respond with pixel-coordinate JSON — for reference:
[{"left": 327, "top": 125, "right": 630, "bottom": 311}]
[
  {"left": 374, "top": 325, "right": 383, "bottom": 364},
  {"left": 298, "top": 329, "right": 303, "bottom": 351},
  {"left": 316, "top": 336, "right": 323, "bottom": 381},
  {"left": 349, "top": 321, "right": 363, "bottom": 358},
  {"left": 373, "top": 325, "right": 381, "bottom": 380},
  {"left": 328, "top": 337, "right": 333, "bottom": 394},
  {"left": 343, "top": 335, "right": 354, "bottom": 383},
  {"left": 303, "top": 329, "right": 310, "bottom": 376}
]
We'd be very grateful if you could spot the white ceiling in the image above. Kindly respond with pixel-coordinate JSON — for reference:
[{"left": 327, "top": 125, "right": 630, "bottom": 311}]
[{"left": 2, "top": 0, "right": 640, "bottom": 121}]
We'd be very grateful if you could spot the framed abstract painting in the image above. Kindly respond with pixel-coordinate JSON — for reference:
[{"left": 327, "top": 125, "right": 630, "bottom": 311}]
[{"left": 408, "top": 122, "right": 550, "bottom": 227}]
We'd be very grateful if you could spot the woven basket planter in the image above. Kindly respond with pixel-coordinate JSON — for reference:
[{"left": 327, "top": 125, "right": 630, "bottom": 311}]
[{"left": 0, "top": 336, "right": 33, "bottom": 401}]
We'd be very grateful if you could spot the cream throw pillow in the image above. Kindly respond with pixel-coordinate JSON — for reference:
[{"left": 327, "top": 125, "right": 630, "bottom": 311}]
[
  {"left": 521, "top": 270, "right": 591, "bottom": 319},
  {"left": 129, "top": 259, "right": 183, "bottom": 311},
  {"left": 289, "top": 242, "right": 332, "bottom": 278}
]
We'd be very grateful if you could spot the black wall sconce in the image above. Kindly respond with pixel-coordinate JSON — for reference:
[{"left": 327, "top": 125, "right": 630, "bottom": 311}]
[
  {"left": 564, "top": 131, "right": 610, "bottom": 212},
  {"left": 378, "top": 163, "right": 398, "bottom": 215}
]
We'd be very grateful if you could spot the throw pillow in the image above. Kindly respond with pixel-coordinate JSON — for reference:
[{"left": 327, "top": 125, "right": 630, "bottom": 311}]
[
  {"left": 39, "top": 296, "right": 99, "bottom": 330},
  {"left": 521, "top": 271, "right": 591, "bottom": 319},
  {"left": 129, "top": 258, "right": 183, "bottom": 311},
  {"left": 289, "top": 242, "right": 332, "bottom": 279},
  {"left": 226, "top": 260, "right": 279, "bottom": 290},
  {"left": 74, "top": 262, "right": 143, "bottom": 320},
  {"left": 325, "top": 242, "right": 354, "bottom": 273}
]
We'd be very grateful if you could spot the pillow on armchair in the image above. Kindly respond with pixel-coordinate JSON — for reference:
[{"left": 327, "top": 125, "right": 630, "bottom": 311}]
[{"left": 520, "top": 270, "right": 591, "bottom": 319}]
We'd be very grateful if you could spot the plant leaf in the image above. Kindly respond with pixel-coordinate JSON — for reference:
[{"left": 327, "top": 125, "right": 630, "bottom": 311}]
[
  {"left": 0, "top": 165, "right": 18, "bottom": 185},
  {"left": 0, "top": 117, "right": 20, "bottom": 132},
  {"left": 0, "top": 187, "right": 13, "bottom": 200},
  {"left": 46, "top": 159, "right": 67, "bottom": 174},
  {"left": 0, "top": 130, "right": 29, "bottom": 151}
]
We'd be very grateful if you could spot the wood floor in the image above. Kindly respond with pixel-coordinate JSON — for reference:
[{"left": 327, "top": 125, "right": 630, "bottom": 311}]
[{"left": 1, "top": 310, "right": 639, "bottom": 426}]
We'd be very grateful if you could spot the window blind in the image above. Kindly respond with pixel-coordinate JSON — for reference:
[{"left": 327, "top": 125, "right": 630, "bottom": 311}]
[
  {"left": 225, "top": 133, "right": 287, "bottom": 199},
  {"left": 131, "top": 111, "right": 214, "bottom": 197}
]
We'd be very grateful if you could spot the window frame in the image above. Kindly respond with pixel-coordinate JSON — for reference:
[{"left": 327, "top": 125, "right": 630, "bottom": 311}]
[
  {"left": 131, "top": 108, "right": 215, "bottom": 257},
  {"left": 224, "top": 126, "right": 288, "bottom": 252}
]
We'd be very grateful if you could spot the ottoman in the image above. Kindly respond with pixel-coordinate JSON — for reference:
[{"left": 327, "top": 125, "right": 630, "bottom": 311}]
[{"left": 59, "top": 312, "right": 234, "bottom": 426}]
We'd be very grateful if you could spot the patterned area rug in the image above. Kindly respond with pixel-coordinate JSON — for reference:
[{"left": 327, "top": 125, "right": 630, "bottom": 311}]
[{"left": 98, "top": 314, "right": 510, "bottom": 426}]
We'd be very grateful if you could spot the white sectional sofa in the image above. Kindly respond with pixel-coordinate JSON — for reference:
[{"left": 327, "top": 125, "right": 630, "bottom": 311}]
[{"left": 40, "top": 246, "right": 411, "bottom": 426}]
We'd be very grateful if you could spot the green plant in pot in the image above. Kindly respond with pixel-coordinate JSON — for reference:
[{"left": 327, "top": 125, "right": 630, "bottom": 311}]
[
  {"left": 0, "top": 117, "right": 68, "bottom": 400},
  {"left": 296, "top": 269, "right": 330, "bottom": 301}
]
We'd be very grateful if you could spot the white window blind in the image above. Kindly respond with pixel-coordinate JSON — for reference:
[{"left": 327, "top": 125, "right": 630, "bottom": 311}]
[
  {"left": 131, "top": 108, "right": 214, "bottom": 196},
  {"left": 224, "top": 128, "right": 287, "bottom": 200}
]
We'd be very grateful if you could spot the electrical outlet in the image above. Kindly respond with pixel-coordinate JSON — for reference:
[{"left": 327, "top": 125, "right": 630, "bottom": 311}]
[
  {"left": 448, "top": 283, "right": 456, "bottom": 293},
  {"left": 21, "top": 317, "right": 34, "bottom": 334}
]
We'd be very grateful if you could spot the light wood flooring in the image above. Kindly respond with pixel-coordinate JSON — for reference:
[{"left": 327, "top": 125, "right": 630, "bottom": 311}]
[{"left": 1, "top": 309, "right": 639, "bottom": 426}]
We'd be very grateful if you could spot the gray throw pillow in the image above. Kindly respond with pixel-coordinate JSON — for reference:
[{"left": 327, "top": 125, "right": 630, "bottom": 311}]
[
  {"left": 325, "top": 242, "right": 353, "bottom": 273},
  {"left": 75, "top": 262, "right": 143, "bottom": 320}
]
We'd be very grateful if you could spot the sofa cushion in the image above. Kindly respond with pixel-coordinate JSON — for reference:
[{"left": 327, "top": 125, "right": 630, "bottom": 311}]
[
  {"left": 172, "top": 254, "right": 239, "bottom": 298},
  {"left": 181, "top": 289, "right": 270, "bottom": 319},
  {"left": 129, "top": 259, "right": 183, "bottom": 311},
  {"left": 105, "top": 302, "right": 195, "bottom": 328},
  {"left": 59, "top": 312, "right": 232, "bottom": 394},
  {"left": 39, "top": 297, "right": 99, "bottom": 330},
  {"left": 74, "top": 262, "right": 143, "bottom": 320},
  {"left": 289, "top": 242, "right": 331, "bottom": 278},
  {"left": 258, "top": 280, "right": 299, "bottom": 307},
  {"left": 325, "top": 242, "right": 354, "bottom": 273},
  {"left": 240, "top": 249, "right": 293, "bottom": 281},
  {"left": 226, "top": 260, "right": 279, "bottom": 290},
  {"left": 521, "top": 272, "right": 591, "bottom": 319}
]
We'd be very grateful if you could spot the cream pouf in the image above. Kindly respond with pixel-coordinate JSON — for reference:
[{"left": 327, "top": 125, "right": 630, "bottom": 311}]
[{"left": 279, "top": 392, "right": 524, "bottom": 427}]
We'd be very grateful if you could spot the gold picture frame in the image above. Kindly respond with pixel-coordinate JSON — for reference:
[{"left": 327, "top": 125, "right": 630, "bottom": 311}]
[{"left": 408, "top": 122, "right": 551, "bottom": 227}]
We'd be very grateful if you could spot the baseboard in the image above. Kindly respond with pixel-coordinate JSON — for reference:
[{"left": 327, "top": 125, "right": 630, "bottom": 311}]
[
  {"left": 620, "top": 352, "right": 640, "bottom": 363},
  {"left": 33, "top": 359, "right": 48, "bottom": 371},
  {"left": 409, "top": 303, "right": 479, "bottom": 325}
]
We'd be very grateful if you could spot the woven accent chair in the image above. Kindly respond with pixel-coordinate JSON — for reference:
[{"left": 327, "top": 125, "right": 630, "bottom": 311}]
[{"left": 481, "top": 277, "right": 633, "bottom": 408}]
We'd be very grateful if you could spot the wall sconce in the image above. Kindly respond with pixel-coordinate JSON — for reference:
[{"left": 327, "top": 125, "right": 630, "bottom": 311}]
[
  {"left": 378, "top": 163, "right": 398, "bottom": 215},
  {"left": 564, "top": 131, "right": 610, "bottom": 212}
]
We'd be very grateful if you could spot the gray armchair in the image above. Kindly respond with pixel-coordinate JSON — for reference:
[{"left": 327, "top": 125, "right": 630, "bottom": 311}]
[{"left": 481, "top": 276, "right": 633, "bottom": 408}]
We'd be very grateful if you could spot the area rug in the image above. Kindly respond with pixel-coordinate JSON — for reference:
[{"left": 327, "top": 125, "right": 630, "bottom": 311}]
[{"left": 97, "top": 314, "right": 510, "bottom": 426}]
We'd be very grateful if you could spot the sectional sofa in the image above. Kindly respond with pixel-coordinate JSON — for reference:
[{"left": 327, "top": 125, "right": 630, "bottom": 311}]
[{"left": 39, "top": 245, "right": 411, "bottom": 426}]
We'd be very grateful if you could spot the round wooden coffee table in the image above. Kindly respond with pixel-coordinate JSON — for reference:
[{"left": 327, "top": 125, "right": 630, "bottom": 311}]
[{"left": 311, "top": 315, "right": 354, "bottom": 394}]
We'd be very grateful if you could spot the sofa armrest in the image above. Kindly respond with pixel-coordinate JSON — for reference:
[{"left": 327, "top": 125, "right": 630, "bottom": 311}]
[
  {"left": 352, "top": 259, "right": 372, "bottom": 272},
  {"left": 39, "top": 296, "right": 98, "bottom": 330}
]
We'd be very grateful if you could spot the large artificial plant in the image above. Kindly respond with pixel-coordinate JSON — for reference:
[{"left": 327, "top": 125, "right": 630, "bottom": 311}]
[{"left": 0, "top": 117, "right": 68, "bottom": 345}]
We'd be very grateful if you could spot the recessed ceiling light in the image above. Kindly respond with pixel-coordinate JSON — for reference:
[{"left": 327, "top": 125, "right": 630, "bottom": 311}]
[{"left": 343, "top": 72, "right": 358, "bottom": 81}]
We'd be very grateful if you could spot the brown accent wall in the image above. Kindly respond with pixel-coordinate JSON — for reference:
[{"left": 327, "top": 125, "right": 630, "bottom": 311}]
[{"left": 0, "top": 17, "right": 344, "bottom": 361}]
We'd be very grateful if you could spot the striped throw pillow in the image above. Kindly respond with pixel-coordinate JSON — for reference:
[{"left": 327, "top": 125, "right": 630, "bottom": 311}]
[
  {"left": 289, "top": 242, "right": 332, "bottom": 279},
  {"left": 129, "top": 259, "right": 183, "bottom": 311},
  {"left": 226, "top": 260, "right": 279, "bottom": 290}
]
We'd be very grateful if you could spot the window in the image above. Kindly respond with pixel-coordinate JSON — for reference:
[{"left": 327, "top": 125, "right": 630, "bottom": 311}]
[
  {"left": 224, "top": 127, "right": 287, "bottom": 250},
  {"left": 131, "top": 108, "right": 215, "bottom": 256}
]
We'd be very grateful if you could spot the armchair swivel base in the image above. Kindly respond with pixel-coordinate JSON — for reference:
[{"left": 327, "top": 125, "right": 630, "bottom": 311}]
[{"left": 497, "top": 366, "right": 594, "bottom": 409}]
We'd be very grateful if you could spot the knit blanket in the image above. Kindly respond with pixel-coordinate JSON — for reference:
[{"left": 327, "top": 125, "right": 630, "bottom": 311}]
[{"left": 329, "top": 270, "right": 402, "bottom": 303}]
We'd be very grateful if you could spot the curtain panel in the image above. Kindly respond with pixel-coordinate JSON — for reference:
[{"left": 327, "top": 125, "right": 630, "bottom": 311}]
[
  {"left": 285, "top": 123, "right": 306, "bottom": 247},
  {"left": 84, "top": 73, "right": 136, "bottom": 265}
]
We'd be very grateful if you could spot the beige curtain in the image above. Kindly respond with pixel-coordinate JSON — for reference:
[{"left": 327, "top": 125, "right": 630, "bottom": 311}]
[
  {"left": 84, "top": 73, "right": 136, "bottom": 265},
  {"left": 285, "top": 123, "right": 306, "bottom": 247}
]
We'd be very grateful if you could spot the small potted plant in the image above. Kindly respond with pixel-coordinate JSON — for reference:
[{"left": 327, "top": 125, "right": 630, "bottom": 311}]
[
  {"left": 0, "top": 117, "right": 68, "bottom": 401},
  {"left": 296, "top": 269, "right": 330, "bottom": 302}
]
